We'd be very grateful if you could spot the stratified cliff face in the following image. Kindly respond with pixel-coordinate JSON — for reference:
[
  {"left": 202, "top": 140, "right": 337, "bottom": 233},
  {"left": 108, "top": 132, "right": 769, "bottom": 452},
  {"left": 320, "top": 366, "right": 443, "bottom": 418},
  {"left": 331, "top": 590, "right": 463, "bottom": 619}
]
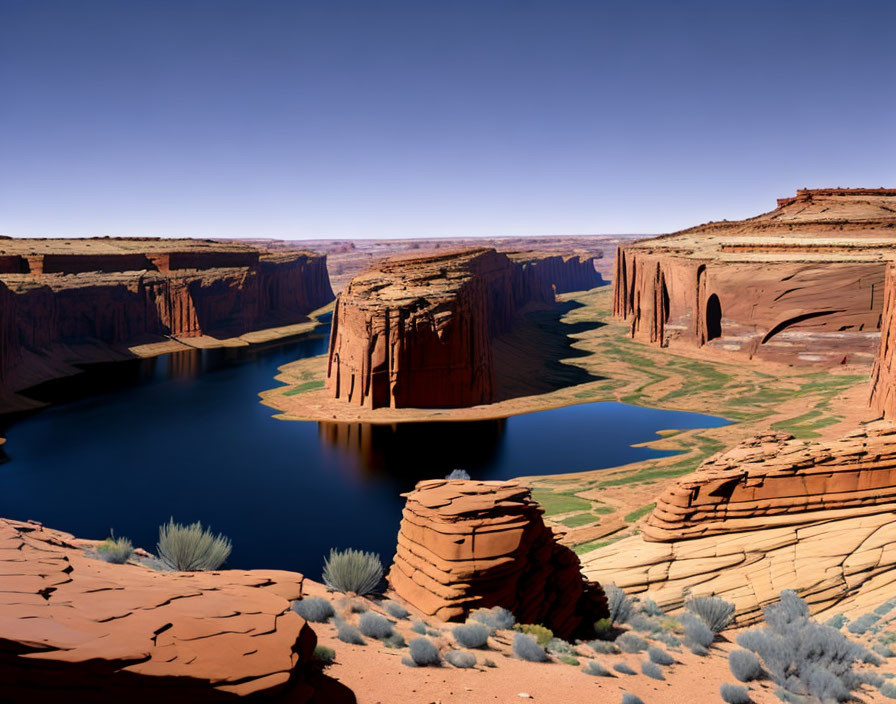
[
  {"left": 0, "top": 239, "right": 333, "bottom": 394},
  {"left": 326, "top": 248, "right": 555, "bottom": 409},
  {"left": 871, "top": 262, "right": 896, "bottom": 419},
  {"left": 613, "top": 188, "right": 896, "bottom": 364},
  {"left": 508, "top": 252, "right": 605, "bottom": 294},
  {"left": 581, "top": 423, "right": 896, "bottom": 624},
  {"left": 388, "top": 479, "right": 608, "bottom": 638},
  {"left": 0, "top": 518, "right": 321, "bottom": 702}
]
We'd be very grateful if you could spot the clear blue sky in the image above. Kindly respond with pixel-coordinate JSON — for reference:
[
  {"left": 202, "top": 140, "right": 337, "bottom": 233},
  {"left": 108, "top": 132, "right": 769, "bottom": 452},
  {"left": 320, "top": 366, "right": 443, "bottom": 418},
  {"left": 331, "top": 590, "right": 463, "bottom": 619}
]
[{"left": 1, "top": 1, "right": 894, "bottom": 239}]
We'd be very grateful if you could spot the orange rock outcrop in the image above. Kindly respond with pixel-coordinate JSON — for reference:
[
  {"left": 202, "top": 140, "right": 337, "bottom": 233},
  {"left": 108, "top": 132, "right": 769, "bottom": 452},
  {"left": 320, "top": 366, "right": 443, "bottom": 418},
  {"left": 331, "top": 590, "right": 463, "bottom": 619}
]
[
  {"left": 613, "top": 188, "right": 896, "bottom": 364},
  {"left": 0, "top": 517, "right": 321, "bottom": 701},
  {"left": 387, "top": 479, "right": 609, "bottom": 638},
  {"left": 0, "top": 238, "right": 333, "bottom": 399},
  {"left": 871, "top": 262, "right": 896, "bottom": 419}
]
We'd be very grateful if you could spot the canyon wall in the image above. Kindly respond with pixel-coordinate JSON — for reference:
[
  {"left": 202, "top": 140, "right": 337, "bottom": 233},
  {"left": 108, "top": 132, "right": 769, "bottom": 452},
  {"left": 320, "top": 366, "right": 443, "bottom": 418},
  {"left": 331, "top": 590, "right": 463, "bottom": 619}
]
[
  {"left": 871, "top": 262, "right": 896, "bottom": 419},
  {"left": 0, "top": 518, "right": 323, "bottom": 702},
  {"left": 508, "top": 252, "right": 605, "bottom": 294},
  {"left": 581, "top": 423, "right": 896, "bottom": 624},
  {"left": 388, "top": 479, "right": 608, "bottom": 638},
  {"left": 613, "top": 189, "right": 896, "bottom": 364},
  {"left": 326, "top": 248, "right": 600, "bottom": 410},
  {"left": 0, "top": 240, "right": 333, "bottom": 396}
]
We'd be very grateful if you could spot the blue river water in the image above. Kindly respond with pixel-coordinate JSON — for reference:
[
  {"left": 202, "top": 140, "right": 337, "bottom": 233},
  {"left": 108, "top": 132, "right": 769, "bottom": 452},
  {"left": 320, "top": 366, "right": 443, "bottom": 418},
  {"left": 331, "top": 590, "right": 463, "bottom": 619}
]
[{"left": 0, "top": 325, "right": 729, "bottom": 578}]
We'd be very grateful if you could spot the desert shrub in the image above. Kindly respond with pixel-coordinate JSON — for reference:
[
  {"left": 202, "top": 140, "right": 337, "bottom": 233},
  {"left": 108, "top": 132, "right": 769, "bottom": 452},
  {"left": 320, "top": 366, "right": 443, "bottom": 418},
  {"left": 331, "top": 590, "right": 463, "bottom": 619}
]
[
  {"left": 825, "top": 614, "right": 847, "bottom": 630},
  {"left": 336, "top": 622, "right": 365, "bottom": 645},
  {"left": 96, "top": 535, "right": 134, "bottom": 564},
  {"left": 615, "top": 632, "right": 648, "bottom": 653},
  {"left": 157, "top": 518, "right": 231, "bottom": 571},
  {"left": 729, "top": 649, "right": 762, "bottom": 682},
  {"left": 641, "top": 660, "right": 664, "bottom": 680},
  {"left": 875, "top": 598, "right": 896, "bottom": 616},
  {"left": 589, "top": 639, "right": 619, "bottom": 654},
  {"left": 629, "top": 614, "right": 662, "bottom": 633},
  {"left": 410, "top": 620, "right": 428, "bottom": 635},
  {"left": 292, "top": 597, "right": 334, "bottom": 623},
  {"left": 514, "top": 623, "right": 553, "bottom": 647},
  {"left": 358, "top": 611, "right": 393, "bottom": 640},
  {"left": 384, "top": 632, "right": 406, "bottom": 649},
  {"left": 720, "top": 683, "right": 751, "bottom": 704},
  {"left": 513, "top": 633, "right": 548, "bottom": 662},
  {"left": 482, "top": 657, "right": 496, "bottom": 667},
  {"left": 401, "top": 655, "right": 417, "bottom": 668},
  {"left": 445, "top": 469, "right": 471, "bottom": 480},
  {"left": 648, "top": 646, "right": 674, "bottom": 666},
  {"left": 613, "top": 662, "right": 636, "bottom": 675},
  {"left": 736, "top": 590, "right": 877, "bottom": 703},
  {"left": 640, "top": 598, "right": 664, "bottom": 617},
  {"left": 322, "top": 548, "right": 383, "bottom": 595},
  {"left": 453, "top": 624, "right": 489, "bottom": 649},
  {"left": 583, "top": 660, "right": 612, "bottom": 677},
  {"left": 469, "top": 606, "right": 516, "bottom": 631},
  {"left": 606, "top": 584, "right": 635, "bottom": 625},
  {"left": 621, "top": 694, "right": 645, "bottom": 704},
  {"left": 847, "top": 613, "right": 879, "bottom": 635},
  {"left": 312, "top": 645, "right": 335, "bottom": 663},
  {"left": 558, "top": 654, "right": 580, "bottom": 665},
  {"left": 382, "top": 600, "right": 410, "bottom": 620},
  {"left": 408, "top": 637, "right": 441, "bottom": 666},
  {"left": 681, "top": 613, "right": 715, "bottom": 650},
  {"left": 593, "top": 617, "right": 613, "bottom": 638},
  {"left": 652, "top": 631, "right": 681, "bottom": 649},
  {"left": 873, "top": 644, "right": 894, "bottom": 659},
  {"left": 547, "top": 638, "right": 575, "bottom": 655},
  {"left": 444, "top": 649, "right": 476, "bottom": 668},
  {"left": 880, "top": 681, "right": 896, "bottom": 699},
  {"left": 685, "top": 595, "right": 734, "bottom": 633}
]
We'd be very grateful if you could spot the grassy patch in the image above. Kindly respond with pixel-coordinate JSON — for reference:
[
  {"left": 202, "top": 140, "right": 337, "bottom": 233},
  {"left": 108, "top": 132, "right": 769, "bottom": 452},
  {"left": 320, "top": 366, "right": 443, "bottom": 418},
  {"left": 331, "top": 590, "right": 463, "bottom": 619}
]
[
  {"left": 283, "top": 380, "right": 325, "bottom": 396},
  {"left": 624, "top": 503, "right": 656, "bottom": 523},
  {"left": 573, "top": 535, "right": 624, "bottom": 555},
  {"left": 531, "top": 490, "right": 592, "bottom": 515}
]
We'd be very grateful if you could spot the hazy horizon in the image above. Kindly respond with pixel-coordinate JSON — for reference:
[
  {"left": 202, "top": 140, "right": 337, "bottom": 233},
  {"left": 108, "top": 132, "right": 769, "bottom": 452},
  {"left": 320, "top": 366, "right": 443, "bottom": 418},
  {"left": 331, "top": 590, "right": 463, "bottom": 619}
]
[{"left": 2, "top": 0, "right": 894, "bottom": 240}]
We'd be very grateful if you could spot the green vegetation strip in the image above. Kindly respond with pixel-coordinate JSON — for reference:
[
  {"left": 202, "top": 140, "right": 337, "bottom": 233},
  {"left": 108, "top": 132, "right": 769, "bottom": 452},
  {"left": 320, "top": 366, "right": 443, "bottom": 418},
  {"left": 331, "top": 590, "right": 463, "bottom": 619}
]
[{"left": 283, "top": 380, "right": 325, "bottom": 396}]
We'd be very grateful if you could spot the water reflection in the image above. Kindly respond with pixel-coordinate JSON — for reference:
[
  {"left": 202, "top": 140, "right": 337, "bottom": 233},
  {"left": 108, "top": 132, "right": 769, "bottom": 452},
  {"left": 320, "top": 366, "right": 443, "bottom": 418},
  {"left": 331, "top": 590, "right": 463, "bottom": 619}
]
[{"left": 318, "top": 419, "right": 507, "bottom": 481}]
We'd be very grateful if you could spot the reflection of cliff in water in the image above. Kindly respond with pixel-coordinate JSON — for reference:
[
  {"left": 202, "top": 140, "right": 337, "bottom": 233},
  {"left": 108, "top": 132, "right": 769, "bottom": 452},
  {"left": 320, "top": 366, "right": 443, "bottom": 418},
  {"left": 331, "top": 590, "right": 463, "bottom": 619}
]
[{"left": 318, "top": 419, "right": 507, "bottom": 482}]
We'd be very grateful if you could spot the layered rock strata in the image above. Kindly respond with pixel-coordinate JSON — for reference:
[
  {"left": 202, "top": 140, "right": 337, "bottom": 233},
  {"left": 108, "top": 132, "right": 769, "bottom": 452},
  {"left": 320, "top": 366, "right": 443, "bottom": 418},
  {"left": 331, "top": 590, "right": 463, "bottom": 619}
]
[
  {"left": 507, "top": 252, "right": 605, "bottom": 294},
  {"left": 0, "top": 238, "right": 333, "bottom": 396},
  {"left": 388, "top": 479, "right": 609, "bottom": 638},
  {"left": 0, "top": 517, "right": 319, "bottom": 701},
  {"left": 581, "top": 423, "right": 896, "bottom": 624},
  {"left": 871, "top": 262, "right": 896, "bottom": 419},
  {"left": 326, "top": 248, "right": 554, "bottom": 409},
  {"left": 613, "top": 188, "right": 896, "bottom": 364}
]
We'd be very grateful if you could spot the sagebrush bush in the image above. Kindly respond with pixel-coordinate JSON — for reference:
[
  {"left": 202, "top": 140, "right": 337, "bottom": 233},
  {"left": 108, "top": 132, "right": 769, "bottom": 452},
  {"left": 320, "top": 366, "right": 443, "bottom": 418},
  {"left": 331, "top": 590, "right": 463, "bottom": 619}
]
[
  {"left": 648, "top": 646, "right": 674, "bottom": 666},
  {"left": 410, "top": 620, "right": 428, "bottom": 635},
  {"left": 729, "top": 649, "right": 762, "bottom": 682},
  {"left": 880, "top": 681, "right": 896, "bottom": 699},
  {"left": 720, "top": 683, "right": 751, "bottom": 704},
  {"left": 847, "top": 613, "right": 879, "bottom": 635},
  {"left": 606, "top": 584, "right": 634, "bottom": 625},
  {"left": 613, "top": 662, "right": 636, "bottom": 675},
  {"left": 629, "top": 614, "right": 662, "bottom": 633},
  {"left": 825, "top": 613, "right": 847, "bottom": 630},
  {"left": 685, "top": 595, "right": 734, "bottom": 633},
  {"left": 453, "top": 623, "right": 489, "bottom": 649},
  {"left": 322, "top": 548, "right": 383, "bottom": 595},
  {"left": 583, "top": 660, "right": 612, "bottom": 677},
  {"left": 514, "top": 623, "right": 553, "bottom": 647},
  {"left": 621, "top": 693, "right": 645, "bottom": 704},
  {"left": 383, "top": 600, "right": 410, "bottom": 620},
  {"left": 96, "top": 535, "right": 133, "bottom": 564},
  {"left": 874, "top": 598, "right": 896, "bottom": 616},
  {"left": 736, "top": 589, "right": 877, "bottom": 703},
  {"left": 445, "top": 469, "right": 471, "bottom": 480},
  {"left": 292, "top": 597, "right": 334, "bottom": 623},
  {"left": 157, "top": 518, "right": 231, "bottom": 571},
  {"left": 358, "top": 611, "right": 393, "bottom": 639},
  {"left": 640, "top": 598, "right": 664, "bottom": 617},
  {"left": 547, "top": 638, "right": 575, "bottom": 655},
  {"left": 681, "top": 613, "right": 715, "bottom": 649},
  {"left": 615, "top": 632, "right": 648, "bottom": 653},
  {"left": 873, "top": 644, "right": 894, "bottom": 659},
  {"left": 409, "top": 637, "right": 441, "bottom": 666},
  {"left": 641, "top": 660, "right": 664, "bottom": 680},
  {"left": 470, "top": 606, "right": 516, "bottom": 631},
  {"left": 384, "top": 633, "right": 406, "bottom": 649},
  {"left": 444, "top": 649, "right": 476, "bottom": 668},
  {"left": 589, "top": 639, "right": 619, "bottom": 654},
  {"left": 513, "top": 633, "right": 548, "bottom": 662},
  {"left": 652, "top": 630, "right": 681, "bottom": 649},
  {"left": 336, "top": 622, "right": 365, "bottom": 645}
]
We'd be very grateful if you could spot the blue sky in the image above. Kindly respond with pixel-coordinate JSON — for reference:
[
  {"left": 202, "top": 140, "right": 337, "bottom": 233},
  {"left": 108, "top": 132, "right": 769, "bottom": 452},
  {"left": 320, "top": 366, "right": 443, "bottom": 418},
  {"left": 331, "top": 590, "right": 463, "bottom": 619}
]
[{"left": 1, "top": 1, "right": 894, "bottom": 239}]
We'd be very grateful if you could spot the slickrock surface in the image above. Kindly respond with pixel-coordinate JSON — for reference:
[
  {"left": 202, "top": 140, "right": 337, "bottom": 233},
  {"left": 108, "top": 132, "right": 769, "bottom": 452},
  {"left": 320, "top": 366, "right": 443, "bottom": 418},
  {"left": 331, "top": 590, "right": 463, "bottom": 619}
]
[
  {"left": 326, "top": 248, "right": 555, "bottom": 409},
  {"left": 0, "top": 237, "right": 333, "bottom": 405},
  {"left": 388, "top": 479, "right": 608, "bottom": 638},
  {"left": 0, "top": 517, "right": 319, "bottom": 702},
  {"left": 614, "top": 188, "right": 896, "bottom": 364},
  {"left": 581, "top": 422, "right": 896, "bottom": 624}
]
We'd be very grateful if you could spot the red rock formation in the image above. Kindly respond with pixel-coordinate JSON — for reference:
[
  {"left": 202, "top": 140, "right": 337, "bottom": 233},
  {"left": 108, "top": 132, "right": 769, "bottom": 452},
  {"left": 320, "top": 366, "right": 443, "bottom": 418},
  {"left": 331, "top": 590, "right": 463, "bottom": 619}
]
[
  {"left": 0, "top": 239, "right": 334, "bottom": 396},
  {"left": 0, "top": 518, "right": 321, "bottom": 702},
  {"left": 871, "top": 262, "right": 896, "bottom": 419},
  {"left": 388, "top": 479, "right": 608, "bottom": 638},
  {"left": 613, "top": 189, "right": 896, "bottom": 364},
  {"left": 508, "top": 252, "right": 605, "bottom": 294},
  {"left": 325, "top": 248, "right": 555, "bottom": 409}
]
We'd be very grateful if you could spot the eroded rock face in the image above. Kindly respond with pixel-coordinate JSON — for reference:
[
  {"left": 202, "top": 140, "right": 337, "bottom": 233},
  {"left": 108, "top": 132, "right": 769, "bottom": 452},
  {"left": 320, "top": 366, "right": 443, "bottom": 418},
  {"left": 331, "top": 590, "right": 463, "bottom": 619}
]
[
  {"left": 0, "top": 518, "right": 319, "bottom": 702},
  {"left": 581, "top": 423, "right": 896, "bottom": 624},
  {"left": 613, "top": 188, "right": 896, "bottom": 364},
  {"left": 871, "top": 262, "right": 896, "bottom": 419},
  {"left": 0, "top": 238, "right": 333, "bottom": 395},
  {"left": 388, "top": 479, "right": 608, "bottom": 638},
  {"left": 507, "top": 252, "right": 605, "bottom": 294}
]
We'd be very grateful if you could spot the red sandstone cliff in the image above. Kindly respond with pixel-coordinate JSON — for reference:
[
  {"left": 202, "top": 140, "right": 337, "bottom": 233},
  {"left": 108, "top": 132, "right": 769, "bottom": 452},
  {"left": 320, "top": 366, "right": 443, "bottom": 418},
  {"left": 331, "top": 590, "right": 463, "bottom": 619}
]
[
  {"left": 0, "top": 239, "right": 333, "bottom": 398},
  {"left": 871, "top": 262, "right": 896, "bottom": 419},
  {"left": 326, "top": 248, "right": 556, "bottom": 409},
  {"left": 508, "top": 252, "right": 605, "bottom": 294}
]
